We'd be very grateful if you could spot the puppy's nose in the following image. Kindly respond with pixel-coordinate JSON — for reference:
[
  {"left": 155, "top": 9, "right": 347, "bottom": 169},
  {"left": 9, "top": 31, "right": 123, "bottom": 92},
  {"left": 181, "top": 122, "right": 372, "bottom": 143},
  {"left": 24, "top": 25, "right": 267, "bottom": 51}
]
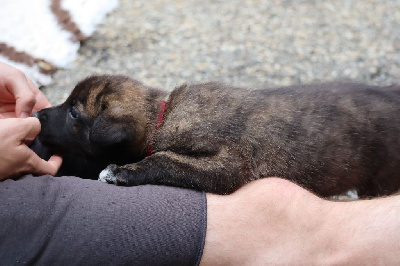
[{"left": 33, "top": 111, "right": 48, "bottom": 122}]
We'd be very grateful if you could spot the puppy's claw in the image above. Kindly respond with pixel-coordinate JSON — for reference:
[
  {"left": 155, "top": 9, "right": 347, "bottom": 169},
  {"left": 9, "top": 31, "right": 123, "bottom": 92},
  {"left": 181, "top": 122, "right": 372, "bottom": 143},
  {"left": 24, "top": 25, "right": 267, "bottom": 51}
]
[{"left": 98, "top": 165, "right": 118, "bottom": 184}]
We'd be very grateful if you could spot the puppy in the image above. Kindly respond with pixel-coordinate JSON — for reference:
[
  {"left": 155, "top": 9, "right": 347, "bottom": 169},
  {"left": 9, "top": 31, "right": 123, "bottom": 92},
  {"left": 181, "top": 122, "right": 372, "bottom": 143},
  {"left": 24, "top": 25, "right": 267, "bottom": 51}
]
[{"left": 34, "top": 75, "right": 400, "bottom": 197}]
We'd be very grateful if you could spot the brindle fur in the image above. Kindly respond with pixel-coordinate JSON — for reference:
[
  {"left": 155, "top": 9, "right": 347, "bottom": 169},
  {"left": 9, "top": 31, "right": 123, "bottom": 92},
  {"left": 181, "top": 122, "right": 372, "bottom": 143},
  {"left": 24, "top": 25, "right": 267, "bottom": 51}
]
[{"left": 35, "top": 75, "right": 400, "bottom": 197}]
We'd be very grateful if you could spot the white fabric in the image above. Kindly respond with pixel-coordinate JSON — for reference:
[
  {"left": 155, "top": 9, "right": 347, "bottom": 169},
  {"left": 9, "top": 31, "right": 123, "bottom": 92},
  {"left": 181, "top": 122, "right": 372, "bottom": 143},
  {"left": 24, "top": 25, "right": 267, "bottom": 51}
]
[{"left": 0, "top": 0, "right": 118, "bottom": 85}]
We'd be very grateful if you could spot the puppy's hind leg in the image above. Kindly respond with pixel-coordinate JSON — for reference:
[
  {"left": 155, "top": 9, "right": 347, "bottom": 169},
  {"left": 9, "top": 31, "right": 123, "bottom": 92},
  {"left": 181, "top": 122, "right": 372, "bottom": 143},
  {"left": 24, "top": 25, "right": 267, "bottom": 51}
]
[{"left": 99, "top": 149, "right": 250, "bottom": 194}]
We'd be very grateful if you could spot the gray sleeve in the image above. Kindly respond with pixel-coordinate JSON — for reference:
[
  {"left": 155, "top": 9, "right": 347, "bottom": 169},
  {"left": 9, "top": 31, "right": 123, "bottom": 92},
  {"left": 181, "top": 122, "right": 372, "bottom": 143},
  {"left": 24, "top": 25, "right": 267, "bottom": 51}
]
[{"left": 0, "top": 175, "right": 207, "bottom": 266}]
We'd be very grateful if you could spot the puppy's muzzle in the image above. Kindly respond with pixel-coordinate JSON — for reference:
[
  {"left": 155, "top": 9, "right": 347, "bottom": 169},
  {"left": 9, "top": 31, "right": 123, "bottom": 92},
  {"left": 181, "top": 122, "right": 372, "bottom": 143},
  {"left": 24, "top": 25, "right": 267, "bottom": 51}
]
[{"left": 33, "top": 109, "right": 49, "bottom": 122}]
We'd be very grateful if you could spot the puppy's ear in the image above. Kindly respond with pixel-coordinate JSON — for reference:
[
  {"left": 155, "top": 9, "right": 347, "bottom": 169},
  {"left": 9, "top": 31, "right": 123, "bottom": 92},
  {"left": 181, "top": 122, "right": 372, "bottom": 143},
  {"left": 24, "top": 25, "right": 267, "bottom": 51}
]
[{"left": 89, "top": 114, "right": 132, "bottom": 147}]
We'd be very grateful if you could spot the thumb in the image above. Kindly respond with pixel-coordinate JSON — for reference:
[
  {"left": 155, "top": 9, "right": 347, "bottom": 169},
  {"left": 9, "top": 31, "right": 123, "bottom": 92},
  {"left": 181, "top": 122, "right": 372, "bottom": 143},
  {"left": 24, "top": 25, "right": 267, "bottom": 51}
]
[
  {"left": 29, "top": 154, "right": 63, "bottom": 177},
  {"left": 18, "top": 117, "right": 41, "bottom": 142},
  {"left": 47, "top": 155, "right": 64, "bottom": 175}
]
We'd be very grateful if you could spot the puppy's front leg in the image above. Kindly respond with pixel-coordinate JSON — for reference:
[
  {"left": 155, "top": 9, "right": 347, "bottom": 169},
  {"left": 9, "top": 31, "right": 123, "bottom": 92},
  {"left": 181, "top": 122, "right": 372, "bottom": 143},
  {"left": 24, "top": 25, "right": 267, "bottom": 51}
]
[{"left": 99, "top": 150, "right": 248, "bottom": 194}]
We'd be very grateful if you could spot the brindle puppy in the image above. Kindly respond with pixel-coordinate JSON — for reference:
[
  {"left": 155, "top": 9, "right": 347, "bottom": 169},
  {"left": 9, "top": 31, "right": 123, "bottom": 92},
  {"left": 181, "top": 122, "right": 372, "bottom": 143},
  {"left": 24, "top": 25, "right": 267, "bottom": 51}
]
[{"left": 34, "top": 75, "right": 400, "bottom": 197}]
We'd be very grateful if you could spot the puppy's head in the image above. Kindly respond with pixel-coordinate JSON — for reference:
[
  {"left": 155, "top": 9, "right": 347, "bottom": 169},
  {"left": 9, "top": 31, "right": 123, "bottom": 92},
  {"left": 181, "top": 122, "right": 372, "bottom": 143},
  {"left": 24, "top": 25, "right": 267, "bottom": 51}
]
[{"left": 35, "top": 75, "right": 150, "bottom": 162}]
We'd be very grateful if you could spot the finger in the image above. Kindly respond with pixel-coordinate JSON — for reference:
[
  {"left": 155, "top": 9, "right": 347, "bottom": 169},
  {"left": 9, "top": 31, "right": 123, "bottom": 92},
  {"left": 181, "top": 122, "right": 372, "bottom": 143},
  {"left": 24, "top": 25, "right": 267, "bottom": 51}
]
[
  {"left": 0, "top": 103, "right": 16, "bottom": 112},
  {"left": 0, "top": 103, "right": 17, "bottom": 118},
  {"left": 0, "top": 111, "right": 19, "bottom": 118},
  {"left": 32, "top": 91, "right": 52, "bottom": 112},
  {"left": 6, "top": 71, "right": 37, "bottom": 118},
  {"left": 23, "top": 137, "right": 35, "bottom": 146},
  {"left": 18, "top": 117, "right": 41, "bottom": 140},
  {"left": 27, "top": 77, "right": 52, "bottom": 111},
  {"left": 47, "top": 155, "right": 63, "bottom": 174},
  {"left": 26, "top": 152, "right": 63, "bottom": 176}
]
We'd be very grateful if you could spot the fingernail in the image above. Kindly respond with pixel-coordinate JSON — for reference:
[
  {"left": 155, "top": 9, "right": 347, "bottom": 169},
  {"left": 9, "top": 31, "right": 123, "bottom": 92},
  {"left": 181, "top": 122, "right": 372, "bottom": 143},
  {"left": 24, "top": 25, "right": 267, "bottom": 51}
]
[{"left": 20, "top": 112, "right": 30, "bottom": 118}]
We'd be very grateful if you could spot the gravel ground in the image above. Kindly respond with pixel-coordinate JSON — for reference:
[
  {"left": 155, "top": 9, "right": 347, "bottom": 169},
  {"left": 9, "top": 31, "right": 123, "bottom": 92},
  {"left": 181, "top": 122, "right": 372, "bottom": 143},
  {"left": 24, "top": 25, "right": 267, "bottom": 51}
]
[{"left": 42, "top": 0, "right": 400, "bottom": 105}]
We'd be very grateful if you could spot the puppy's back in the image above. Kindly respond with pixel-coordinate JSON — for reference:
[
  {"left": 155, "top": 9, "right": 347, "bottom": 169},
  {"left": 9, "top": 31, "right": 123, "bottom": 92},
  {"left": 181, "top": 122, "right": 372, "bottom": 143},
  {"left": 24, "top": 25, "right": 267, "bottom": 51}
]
[{"left": 159, "top": 82, "right": 400, "bottom": 196}]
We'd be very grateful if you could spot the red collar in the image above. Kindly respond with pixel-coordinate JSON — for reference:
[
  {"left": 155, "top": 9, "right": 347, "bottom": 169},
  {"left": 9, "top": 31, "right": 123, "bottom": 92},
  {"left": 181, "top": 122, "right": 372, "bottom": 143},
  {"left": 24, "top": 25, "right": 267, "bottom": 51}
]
[{"left": 146, "top": 101, "right": 167, "bottom": 157}]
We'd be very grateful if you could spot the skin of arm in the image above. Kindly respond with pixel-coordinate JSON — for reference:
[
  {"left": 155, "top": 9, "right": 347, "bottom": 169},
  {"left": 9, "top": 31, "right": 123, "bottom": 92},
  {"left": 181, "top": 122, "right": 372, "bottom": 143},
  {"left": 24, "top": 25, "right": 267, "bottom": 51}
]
[{"left": 201, "top": 178, "right": 400, "bottom": 265}]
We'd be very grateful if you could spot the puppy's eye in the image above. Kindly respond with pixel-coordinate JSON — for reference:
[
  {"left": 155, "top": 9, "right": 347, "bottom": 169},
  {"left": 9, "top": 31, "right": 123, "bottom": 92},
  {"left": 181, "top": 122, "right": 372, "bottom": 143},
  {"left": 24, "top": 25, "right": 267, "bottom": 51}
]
[{"left": 69, "top": 107, "right": 80, "bottom": 119}]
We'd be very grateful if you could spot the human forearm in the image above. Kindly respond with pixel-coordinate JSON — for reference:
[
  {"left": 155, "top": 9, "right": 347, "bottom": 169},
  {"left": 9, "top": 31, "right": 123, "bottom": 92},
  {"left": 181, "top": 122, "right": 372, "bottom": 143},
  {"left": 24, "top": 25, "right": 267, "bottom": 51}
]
[
  {"left": 201, "top": 178, "right": 400, "bottom": 265},
  {"left": 201, "top": 178, "right": 332, "bottom": 265},
  {"left": 325, "top": 195, "right": 400, "bottom": 265}
]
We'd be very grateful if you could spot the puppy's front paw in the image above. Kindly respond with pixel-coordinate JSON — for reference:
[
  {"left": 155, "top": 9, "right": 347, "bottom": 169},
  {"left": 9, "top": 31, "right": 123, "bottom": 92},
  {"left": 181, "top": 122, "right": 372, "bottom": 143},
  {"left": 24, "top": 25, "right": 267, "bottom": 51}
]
[
  {"left": 98, "top": 164, "right": 134, "bottom": 186},
  {"left": 99, "top": 164, "right": 118, "bottom": 184}
]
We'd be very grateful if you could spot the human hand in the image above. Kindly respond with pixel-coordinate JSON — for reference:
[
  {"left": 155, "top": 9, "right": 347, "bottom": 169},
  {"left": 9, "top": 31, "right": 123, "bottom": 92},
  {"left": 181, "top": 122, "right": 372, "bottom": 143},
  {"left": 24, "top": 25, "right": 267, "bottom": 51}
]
[
  {"left": 0, "top": 118, "right": 62, "bottom": 180},
  {"left": 0, "top": 61, "right": 51, "bottom": 118}
]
